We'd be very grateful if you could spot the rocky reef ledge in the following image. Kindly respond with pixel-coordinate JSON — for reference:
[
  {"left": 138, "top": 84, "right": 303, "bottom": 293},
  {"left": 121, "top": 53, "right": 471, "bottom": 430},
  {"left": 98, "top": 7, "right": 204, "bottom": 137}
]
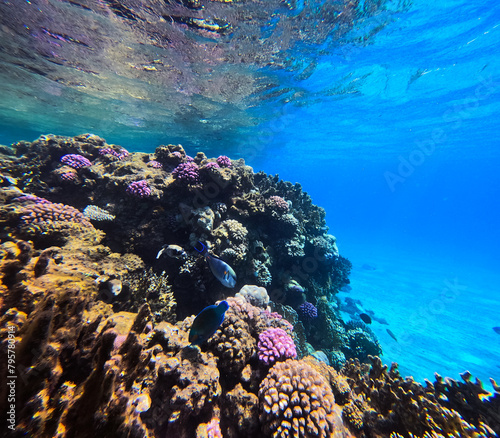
[{"left": 0, "top": 134, "right": 498, "bottom": 437}]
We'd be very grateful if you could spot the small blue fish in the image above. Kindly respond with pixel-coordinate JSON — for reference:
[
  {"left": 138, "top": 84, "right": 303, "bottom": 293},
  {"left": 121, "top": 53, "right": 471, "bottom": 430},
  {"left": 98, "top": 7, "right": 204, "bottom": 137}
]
[
  {"left": 194, "top": 242, "right": 236, "bottom": 288},
  {"left": 189, "top": 301, "right": 229, "bottom": 345}
]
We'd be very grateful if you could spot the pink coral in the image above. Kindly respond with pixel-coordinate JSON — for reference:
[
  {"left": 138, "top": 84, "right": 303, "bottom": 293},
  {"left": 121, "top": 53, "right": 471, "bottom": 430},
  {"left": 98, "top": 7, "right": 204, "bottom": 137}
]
[
  {"left": 126, "top": 180, "right": 152, "bottom": 198},
  {"left": 206, "top": 417, "right": 222, "bottom": 438},
  {"left": 204, "top": 162, "right": 220, "bottom": 170},
  {"left": 258, "top": 327, "right": 297, "bottom": 365},
  {"left": 268, "top": 195, "right": 289, "bottom": 213},
  {"left": 216, "top": 155, "right": 232, "bottom": 168}
]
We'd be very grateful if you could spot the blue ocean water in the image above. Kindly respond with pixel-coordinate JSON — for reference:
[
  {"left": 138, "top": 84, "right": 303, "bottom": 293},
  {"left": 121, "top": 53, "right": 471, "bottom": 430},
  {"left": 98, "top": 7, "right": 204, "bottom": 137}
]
[{"left": 1, "top": 0, "right": 499, "bottom": 389}]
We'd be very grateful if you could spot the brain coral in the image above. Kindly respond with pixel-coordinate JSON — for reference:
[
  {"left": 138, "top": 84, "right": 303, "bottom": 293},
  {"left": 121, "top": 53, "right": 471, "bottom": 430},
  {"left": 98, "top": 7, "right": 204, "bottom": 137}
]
[{"left": 259, "top": 359, "right": 348, "bottom": 438}]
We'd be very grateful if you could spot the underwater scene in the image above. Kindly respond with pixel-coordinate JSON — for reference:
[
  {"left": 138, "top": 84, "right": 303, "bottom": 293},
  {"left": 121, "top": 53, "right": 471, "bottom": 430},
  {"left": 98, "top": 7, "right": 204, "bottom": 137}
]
[{"left": 1, "top": 0, "right": 499, "bottom": 437}]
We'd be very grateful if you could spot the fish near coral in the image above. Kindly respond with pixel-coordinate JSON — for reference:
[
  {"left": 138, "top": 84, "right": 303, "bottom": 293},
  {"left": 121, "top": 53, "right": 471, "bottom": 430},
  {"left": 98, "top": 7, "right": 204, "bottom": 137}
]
[
  {"left": 194, "top": 241, "right": 236, "bottom": 288},
  {"left": 189, "top": 301, "right": 229, "bottom": 345},
  {"left": 359, "top": 313, "right": 372, "bottom": 324},
  {"left": 156, "top": 244, "right": 186, "bottom": 260}
]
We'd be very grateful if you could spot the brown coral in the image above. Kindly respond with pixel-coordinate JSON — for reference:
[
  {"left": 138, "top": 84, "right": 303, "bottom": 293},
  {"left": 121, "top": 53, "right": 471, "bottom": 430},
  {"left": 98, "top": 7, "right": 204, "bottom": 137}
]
[
  {"left": 341, "top": 355, "right": 497, "bottom": 437},
  {"left": 207, "top": 305, "right": 256, "bottom": 374},
  {"left": 302, "top": 356, "right": 352, "bottom": 405},
  {"left": 19, "top": 201, "right": 92, "bottom": 227},
  {"left": 258, "top": 358, "right": 349, "bottom": 438},
  {"left": 221, "top": 383, "right": 260, "bottom": 437},
  {"left": 213, "top": 218, "right": 249, "bottom": 264}
]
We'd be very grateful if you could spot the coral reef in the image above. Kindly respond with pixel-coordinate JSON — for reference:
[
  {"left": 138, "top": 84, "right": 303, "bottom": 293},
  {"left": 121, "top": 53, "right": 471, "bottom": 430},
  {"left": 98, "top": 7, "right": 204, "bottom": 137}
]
[
  {"left": 147, "top": 160, "right": 163, "bottom": 169},
  {"left": 340, "top": 355, "right": 497, "bottom": 437},
  {"left": 0, "top": 133, "right": 497, "bottom": 438}
]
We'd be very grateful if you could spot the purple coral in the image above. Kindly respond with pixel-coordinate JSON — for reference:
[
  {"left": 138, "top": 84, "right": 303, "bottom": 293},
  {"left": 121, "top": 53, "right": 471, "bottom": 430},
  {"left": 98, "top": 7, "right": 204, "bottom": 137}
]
[
  {"left": 126, "top": 180, "right": 152, "bottom": 198},
  {"left": 216, "top": 155, "right": 232, "bottom": 168},
  {"left": 298, "top": 301, "right": 318, "bottom": 319},
  {"left": 268, "top": 195, "right": 289, "bottom": 213},
  {"left": 204, "top": 162, "right": 220, "bottom": 170},
  {"left": 172, "top": 162, "right": 200, "bottom": 183},
  {"left": 60, "top": 154, "right": 92, "bottom": 169},
  {"left": 258, "top": 327, "right": 297, "bottom": 365},
  {"left": 147, "top": 160, "right": 163, "bottom": 168},
  {"left": 99, "top": 147, "right": 129, "bottom": 160}
]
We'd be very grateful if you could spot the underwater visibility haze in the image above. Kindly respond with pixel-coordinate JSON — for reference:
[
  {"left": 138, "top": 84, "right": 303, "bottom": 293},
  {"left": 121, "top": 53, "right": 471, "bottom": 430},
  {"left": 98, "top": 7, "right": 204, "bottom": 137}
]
[{"left": 1, "top": 0, "right": 500, "bottom": 436}]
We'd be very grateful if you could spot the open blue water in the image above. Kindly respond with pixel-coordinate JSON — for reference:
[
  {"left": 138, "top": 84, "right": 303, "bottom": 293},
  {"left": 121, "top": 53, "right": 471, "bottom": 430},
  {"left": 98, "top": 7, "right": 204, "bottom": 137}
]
[{"left": 1, "top": 0, "right": 499, "bottom": 389}]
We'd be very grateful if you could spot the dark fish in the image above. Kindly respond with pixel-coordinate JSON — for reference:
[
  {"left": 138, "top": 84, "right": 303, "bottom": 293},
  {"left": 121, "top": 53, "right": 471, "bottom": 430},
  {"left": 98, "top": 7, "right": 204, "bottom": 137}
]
[
  {"left": 387, "top": 329, "right": 398, "bottom": 342},
  {"left": 189, "top": 301, "right": 229, "bottom": 345},
  {"left": 359, "top": 313, "right": 372, "bottom": 324},
  {"left": 194, "top": 241, "right": 236, "bottom": 288},
  {"left": 493, "top": 327, "right": 500, "bottom": 335}
]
